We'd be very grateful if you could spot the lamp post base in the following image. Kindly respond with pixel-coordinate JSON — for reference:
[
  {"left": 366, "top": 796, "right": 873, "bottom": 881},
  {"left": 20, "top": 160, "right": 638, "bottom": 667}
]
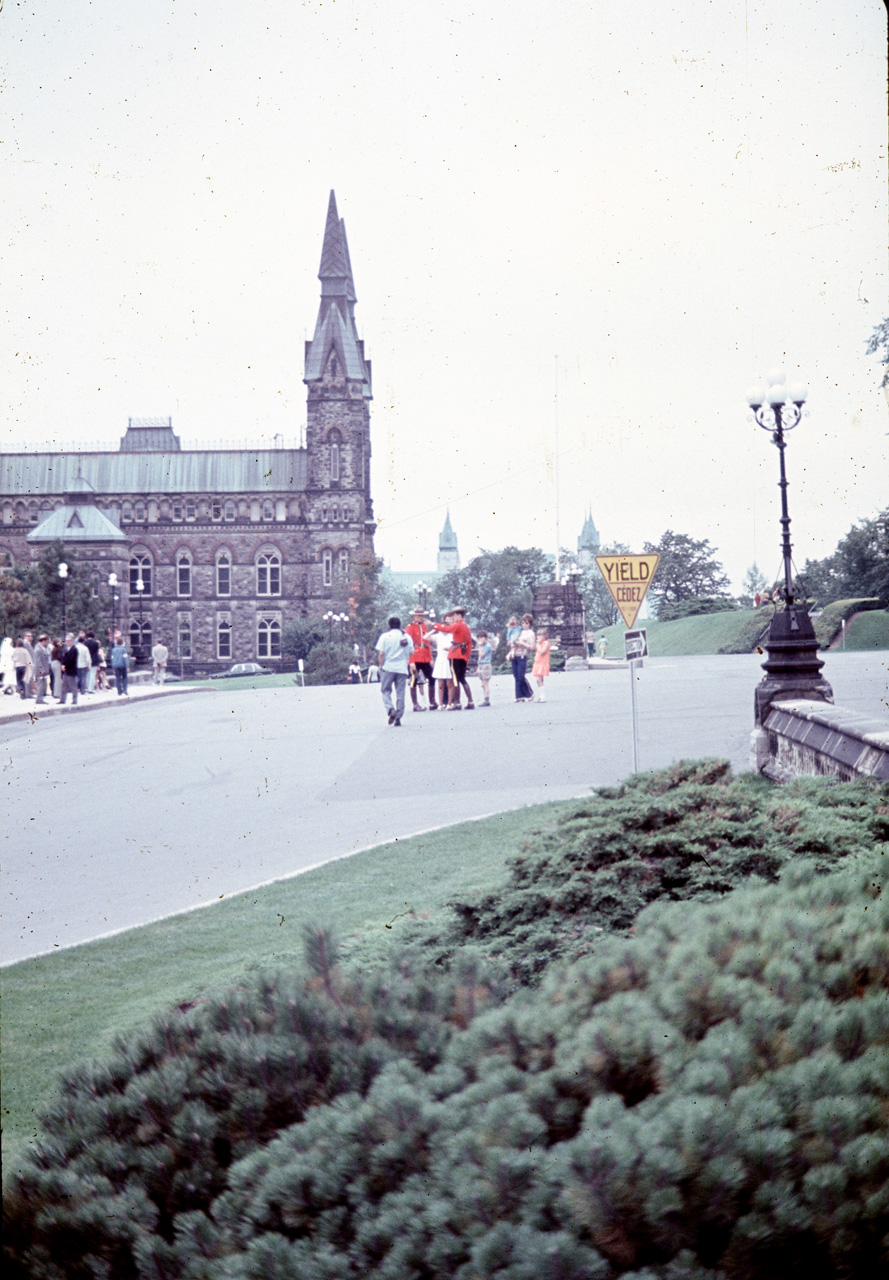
[{"left": 754, "top": 605, "right": 833, "bottom": 726}]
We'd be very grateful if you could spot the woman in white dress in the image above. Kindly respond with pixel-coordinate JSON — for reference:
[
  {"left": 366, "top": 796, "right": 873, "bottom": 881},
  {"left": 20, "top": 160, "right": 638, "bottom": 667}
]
[
  {"left": 0, "top": 636, "right": 16, "bottom": 695},
  {"left": 430, "top": 612, "right": 453, "bottom": 710}
]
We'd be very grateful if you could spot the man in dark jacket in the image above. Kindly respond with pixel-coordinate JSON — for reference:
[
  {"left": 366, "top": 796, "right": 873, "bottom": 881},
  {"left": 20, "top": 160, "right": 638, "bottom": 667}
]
[
  {"left": 60, "top": 633, "right": 79, "bottom": 706},
  {"left": 84, "top": 630, "right": 101, "bottom": 693}
]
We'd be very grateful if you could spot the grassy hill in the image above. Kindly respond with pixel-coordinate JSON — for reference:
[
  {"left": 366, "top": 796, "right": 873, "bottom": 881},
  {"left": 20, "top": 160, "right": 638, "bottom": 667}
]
[{"left": 595, "top": 604, "right": 889, "bottom": 657}]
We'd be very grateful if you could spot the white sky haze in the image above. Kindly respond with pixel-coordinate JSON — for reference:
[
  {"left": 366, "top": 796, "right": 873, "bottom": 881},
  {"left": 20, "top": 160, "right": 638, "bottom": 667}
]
[{"left": 4, "top": 0, "right": 887, "bottom": 591}]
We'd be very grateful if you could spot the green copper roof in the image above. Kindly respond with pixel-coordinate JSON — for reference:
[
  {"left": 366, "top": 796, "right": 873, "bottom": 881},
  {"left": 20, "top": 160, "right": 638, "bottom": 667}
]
[
  {"left": 26, "top": 504, "right": 128, "bottom": 542},
  {"left": 2, "top": 450, "right": 308, "bottom": 496}
]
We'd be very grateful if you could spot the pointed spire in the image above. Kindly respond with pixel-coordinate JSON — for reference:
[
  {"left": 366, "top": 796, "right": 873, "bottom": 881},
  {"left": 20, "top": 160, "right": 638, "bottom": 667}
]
[
  {"left": 439, "top": 508, "right": 457, "bottom": 549},
  {"left": 305, "top": 191, "right": 368, "bottom": 387},
  {"left": 318, "top": 190, "right": 353, "bottom": 295}
]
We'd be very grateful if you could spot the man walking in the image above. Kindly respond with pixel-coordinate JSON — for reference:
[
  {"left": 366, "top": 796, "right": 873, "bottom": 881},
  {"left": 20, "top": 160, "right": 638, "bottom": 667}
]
[
  {"left": 33, "top": 634, "right": 52, "bottom": 704},
  {"left": 151, "top": 638, "right": 169, "bottom": 684},
  {"left": 375, "top": 615, "right": 410, "bottom": 726}
]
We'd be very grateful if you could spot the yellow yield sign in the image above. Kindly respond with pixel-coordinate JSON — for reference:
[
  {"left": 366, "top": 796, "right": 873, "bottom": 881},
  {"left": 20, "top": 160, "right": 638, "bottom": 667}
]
[{"left": 595, "top": 554, "right": 660, "bottom": 629}]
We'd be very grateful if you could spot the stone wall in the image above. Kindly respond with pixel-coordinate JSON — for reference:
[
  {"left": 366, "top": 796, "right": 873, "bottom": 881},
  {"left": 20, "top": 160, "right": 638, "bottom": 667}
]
[{"left": 752, "top": 698, "right": 889, "bottom": 783}]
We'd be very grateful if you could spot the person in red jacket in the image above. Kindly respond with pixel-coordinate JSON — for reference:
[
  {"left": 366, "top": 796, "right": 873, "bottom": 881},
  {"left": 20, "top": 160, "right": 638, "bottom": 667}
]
[
  {"left": 405, "top": 608, "right": 436, "bottom": 712},
  {"left": 433, "top": 606, "right": 475, "bottom": 710}
]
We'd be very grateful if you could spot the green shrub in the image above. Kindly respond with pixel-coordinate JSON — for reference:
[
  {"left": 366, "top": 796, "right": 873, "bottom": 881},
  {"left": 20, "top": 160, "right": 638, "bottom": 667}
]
[
  {"left": 399, "top": 760, "right": 888, "bottom": 985},
  {"left": 304, "top": 641, "right": 350, "bottom": 685},
  {"left": 659, "top": 597, "right": 737, "bottom": 622},
  {"left": 7, "top": 850, "right": 887, "bottom": 1279}
]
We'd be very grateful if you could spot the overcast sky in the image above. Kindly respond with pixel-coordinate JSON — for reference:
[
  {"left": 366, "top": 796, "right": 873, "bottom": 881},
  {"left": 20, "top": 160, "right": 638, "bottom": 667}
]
[{"left": 4, "top": 0, "right": 887, "bottom": 591}]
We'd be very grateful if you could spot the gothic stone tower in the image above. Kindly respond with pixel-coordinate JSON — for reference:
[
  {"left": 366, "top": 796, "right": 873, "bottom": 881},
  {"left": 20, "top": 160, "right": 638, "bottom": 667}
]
[
  {"left": 437, "top": 509, "right": 460, "bottom": 575},
  {"left": 303, "top": 191, "right": 376, "bottom": 608}
]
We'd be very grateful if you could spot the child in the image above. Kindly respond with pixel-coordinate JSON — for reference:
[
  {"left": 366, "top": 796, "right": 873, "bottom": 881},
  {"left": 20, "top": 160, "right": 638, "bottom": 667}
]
[
  {"left": 475, "top": 630, "right": 498, "bottom": 707},
  {"left": 532, "top": 628, "right": 551, "bottom": 702}
]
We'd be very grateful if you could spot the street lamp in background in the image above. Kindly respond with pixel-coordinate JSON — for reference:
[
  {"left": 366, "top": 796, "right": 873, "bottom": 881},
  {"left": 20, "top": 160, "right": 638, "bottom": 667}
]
[
  {"left": 323, "top": 610, "right": 334, "bottom": 642},
  {"left": 108, "top": 573, "right": 119, "bottom": 645},
  {"left": 413, "top": 580, "right": 429, "bottom": 612},
  {"left": 58, "top": 562, "right": 68, "bottom": 631},
  {"left": 336, "top": 612, "right": 349, "bottom": 653},
  {"left": 746, "top": 369, "right": 833, "bottom": 725},
  {"left": 135, "top": 576, "right": 145, "bottom": 660}
]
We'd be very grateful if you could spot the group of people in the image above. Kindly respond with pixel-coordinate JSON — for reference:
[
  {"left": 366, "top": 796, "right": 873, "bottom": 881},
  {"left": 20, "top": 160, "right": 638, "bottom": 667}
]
[
  {"left": 0, "top": 629, "right": 170, "bottom": 706},
  {"left": 373, "top": 607, "right": 552, "bottom": 726}
]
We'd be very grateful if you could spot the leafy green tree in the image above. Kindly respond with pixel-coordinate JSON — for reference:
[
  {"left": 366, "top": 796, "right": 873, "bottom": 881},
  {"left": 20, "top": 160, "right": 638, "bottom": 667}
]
[
  {"left": 14, "top": 540, "right": 105, "bottom": 637},
  {"left": 0, "top": 556, "right": 40, "bottom": 637},
  {"left": 280, "top": 617, "right": 326, "bottom": 663},
  {"left": 737, "top": 562, "right": 769, "bottom": 608},
  {"left": 431, "top": 546, "right": 554, "bottom": 630},
  {"left": 799, "top": 509, "right": 889, "bottom": 605},
  {"left": 304, "top": 640, "right": 350, "bottom": 686},
  {"left": 642, "top": 530, "right": 730, "bottom": 612}
]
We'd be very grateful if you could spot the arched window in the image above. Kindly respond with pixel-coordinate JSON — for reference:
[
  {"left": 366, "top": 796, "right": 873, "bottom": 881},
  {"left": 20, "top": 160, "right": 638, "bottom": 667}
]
[
  {"left": 172, "top": 501, "right": 183, "bottom": 522},
  {"left": 217, "top": 616, "right": 232, "bottom": 660},
  {"left": 322, "top": 549, "right": 333, "bottom": 587},
  {"left": 257, "top": 616, "right": 281, "bottom": 659},
  {"left": 331, "top": 504, "right": 339, "bottom": 522},
  {"left": 28, "top": 501, "right": 39, "bottom": 524},
  {"left": 177, "top": 612, "right": 192, "bottom": 659},
  {"left": 185, "top": 500, "right": 196, "bottom": 522},
  {"left": 262, "top": 499, "right": 274, "bottom": 522},
  {"left": 224, "top": 500, "right": 235, "bottom": 522},
  {"left": 129, "top": 552, "right": 152, "bottom": 595},
  {"left": 321, "top": 505, "right": 328, "bottom": 522},
  {"left": 256, "top": 550, "right": 281, "bottom": 596},
  {"left": 134, "top": 501, "right": 146, "bottom": 523},
  {"left": 216, "top": 549, "right": 231, "bottom": 597},
  {"left": 177, "top": 551, "right": 192, "bottom": 597},
  {"left": 122, "top": 502, "right": 133, "bottom": 523},
  {"left": 129, "top": 619, "right": 152, "bottom": 655},
  {"left": 338, "top": 549, "right": 349, "bottom": 578},
  {"left": 330, "top": 442, "right": 340, "bottom": 482},
  {"left": 211, "top": 500, "right": 223, "bottom": 522}
]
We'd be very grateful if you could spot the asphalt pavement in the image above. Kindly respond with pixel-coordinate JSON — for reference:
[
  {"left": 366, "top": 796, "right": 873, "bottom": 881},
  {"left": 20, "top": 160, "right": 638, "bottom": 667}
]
[{"left": 3, "top": 651, "right": 887, "bottom": 965}]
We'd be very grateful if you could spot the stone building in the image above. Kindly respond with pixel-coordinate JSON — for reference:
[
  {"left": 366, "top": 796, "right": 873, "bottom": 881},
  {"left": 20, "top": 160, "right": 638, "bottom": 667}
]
[{"left": 0, "top": 192, "right": 376, "bottom": 673}]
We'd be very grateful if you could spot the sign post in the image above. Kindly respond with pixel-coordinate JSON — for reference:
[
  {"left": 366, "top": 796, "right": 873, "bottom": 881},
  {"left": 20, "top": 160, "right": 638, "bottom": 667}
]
[{"left": 595, "top": 555, "right": 660, "bottom": 772}]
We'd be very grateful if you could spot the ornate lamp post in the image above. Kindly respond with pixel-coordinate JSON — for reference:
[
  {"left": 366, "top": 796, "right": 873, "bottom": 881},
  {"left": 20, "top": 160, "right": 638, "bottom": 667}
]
[
  {"left": 135, "top": 575, "right": 145, "bottom": 660},
  {"left": 108, "top": 573, "right": 119, "bottom": 645},
  {"left": 413, "top": 580, "right": 429, "bottom": 612},
  {"left": 323, "top": 610, "right": 334, "bottom": 642},
  {"left": 58, "top": 561, "right": 68, "bottom": 632},
  {"left": 746, "top": 370, "right": 832, "bottom": 725},
  {"left": 336, "top": 612, "right": 349, "bottom": 653}
]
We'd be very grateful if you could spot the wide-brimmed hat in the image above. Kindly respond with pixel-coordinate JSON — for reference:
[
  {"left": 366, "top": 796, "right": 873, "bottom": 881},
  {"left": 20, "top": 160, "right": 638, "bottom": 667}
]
[
  {"left": 411, "top": 606, "right": 427, "bottom": 616},
  {"left": 449, "top": 605, "right": 466, "bottom": 615}
]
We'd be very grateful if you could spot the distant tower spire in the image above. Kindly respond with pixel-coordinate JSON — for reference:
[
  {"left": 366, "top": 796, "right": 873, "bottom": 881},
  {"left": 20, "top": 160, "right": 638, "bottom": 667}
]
[
  {"left": 438, "top": 508, "right": 460, "bottom": 574},
  {"left": 577, "top": 508, "right": 601, "bottom": 567}
]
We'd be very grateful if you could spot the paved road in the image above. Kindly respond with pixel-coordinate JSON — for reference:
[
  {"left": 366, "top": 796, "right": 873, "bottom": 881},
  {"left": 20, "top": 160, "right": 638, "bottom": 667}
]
[{"left": 3, "top": 652, "right": 887, "bottom": 965}]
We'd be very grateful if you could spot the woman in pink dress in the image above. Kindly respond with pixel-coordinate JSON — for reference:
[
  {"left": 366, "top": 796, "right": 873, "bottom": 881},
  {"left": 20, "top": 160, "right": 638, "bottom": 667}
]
[{"left": 531, "top": 628, "right": 551, "bottom": 702}]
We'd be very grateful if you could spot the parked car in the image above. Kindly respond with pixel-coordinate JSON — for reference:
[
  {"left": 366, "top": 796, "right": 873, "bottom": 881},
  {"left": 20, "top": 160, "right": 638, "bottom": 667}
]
[{"left": 209, "top": 662, "right": 275, "bottom": 680}]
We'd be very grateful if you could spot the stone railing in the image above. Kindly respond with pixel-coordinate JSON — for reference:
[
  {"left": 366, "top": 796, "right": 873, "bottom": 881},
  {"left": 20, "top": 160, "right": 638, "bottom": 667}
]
[{"left": 752, "top": 699, "right": 889, "bottom": 782}]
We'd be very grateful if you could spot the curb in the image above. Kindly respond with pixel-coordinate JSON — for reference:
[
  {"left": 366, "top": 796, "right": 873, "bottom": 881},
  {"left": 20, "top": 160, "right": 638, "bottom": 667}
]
[{"left": 0, "top": 684, "right": 212, "bottom": 729}]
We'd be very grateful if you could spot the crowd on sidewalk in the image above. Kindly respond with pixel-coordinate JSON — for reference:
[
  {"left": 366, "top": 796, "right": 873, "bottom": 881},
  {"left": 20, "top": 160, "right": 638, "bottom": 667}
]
[
  {"left": 0, "top": 630, "right": 172, "bottom": 707},
  {"left": 373, "top": 606, "right": 551, "bottom": 726}
]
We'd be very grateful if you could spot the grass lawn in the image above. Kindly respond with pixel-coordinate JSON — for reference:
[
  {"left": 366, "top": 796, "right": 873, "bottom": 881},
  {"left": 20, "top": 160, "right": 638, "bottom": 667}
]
[
  {"left": 180, "top": 672, "right": 300, "bottom": 692},
  {"left": 596, "top": 608, "right": 770, "bottom": 657},
  {"left": 2, "top": 797, "right": 583, "bottom": 1179},
  {"left": 838, "top": 608, "right": 889, "bottom": 651}
]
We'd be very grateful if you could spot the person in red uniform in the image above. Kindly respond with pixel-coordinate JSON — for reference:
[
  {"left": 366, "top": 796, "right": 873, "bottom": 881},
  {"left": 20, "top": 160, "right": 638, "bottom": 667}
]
[
  {"left": 405, "top": 608, "right": 437, "bottom": 712},
  {"left": 433, "top": 606, "right": 475, "bottom": 710}
]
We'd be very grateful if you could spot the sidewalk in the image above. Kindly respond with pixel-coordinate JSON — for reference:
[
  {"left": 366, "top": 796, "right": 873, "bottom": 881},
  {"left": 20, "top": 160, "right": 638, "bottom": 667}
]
[{"left": 0, "top": 679, "right": 206, "bottom": 727}]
